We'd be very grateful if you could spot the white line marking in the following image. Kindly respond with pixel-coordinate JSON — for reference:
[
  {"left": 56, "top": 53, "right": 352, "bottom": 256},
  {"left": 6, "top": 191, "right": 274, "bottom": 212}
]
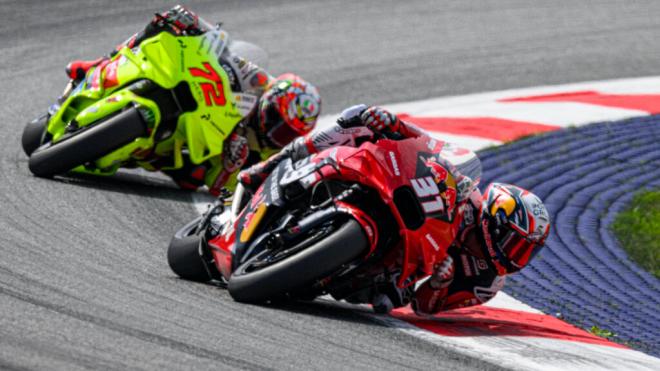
[
  {"left": 427, "top": 131, "right": 501, "bottom": 151},
  {"left": 482, "top": 292, "right": 543, "bottom": 314}
]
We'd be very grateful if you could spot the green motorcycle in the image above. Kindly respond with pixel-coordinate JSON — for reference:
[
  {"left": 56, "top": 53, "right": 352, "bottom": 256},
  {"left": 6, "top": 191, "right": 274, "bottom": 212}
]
[{"left": 22, "top": 20, "right": 262, "bottom": 179}]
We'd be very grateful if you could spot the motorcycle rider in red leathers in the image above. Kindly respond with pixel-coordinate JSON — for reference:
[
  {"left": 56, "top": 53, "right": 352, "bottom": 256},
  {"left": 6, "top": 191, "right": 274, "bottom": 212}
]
[
  {"left": 64, "top": 5, "right": 322, "bottom": 195},
  {"left": 238, "top": 104, "right": 551, "bottom": 315}
]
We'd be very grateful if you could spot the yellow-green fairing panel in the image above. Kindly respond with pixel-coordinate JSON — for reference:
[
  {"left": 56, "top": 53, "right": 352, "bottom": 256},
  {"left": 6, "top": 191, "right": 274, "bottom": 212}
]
[{"left": 45, "top": 28, "right": 247, "bottom": 175}]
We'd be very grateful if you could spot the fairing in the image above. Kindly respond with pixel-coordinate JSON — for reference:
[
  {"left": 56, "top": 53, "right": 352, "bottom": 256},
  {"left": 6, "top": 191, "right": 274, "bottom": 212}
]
[
  {"left": 208, "top": 134, "right": 482, "bottom": 287},
  {"left": 207, "top": 161, "right": 291, "bottom": 277},
  {"left": 323, "top": 136, "right": 481, "bottom": 286},
  {"left": 46, "top": 25, "right": 253, "bottom": 175}
]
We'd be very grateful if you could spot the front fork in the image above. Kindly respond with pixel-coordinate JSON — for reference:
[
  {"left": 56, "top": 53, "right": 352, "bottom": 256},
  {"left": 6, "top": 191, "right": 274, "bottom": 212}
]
[{"left": 196, "top": 190, "right": 234, "bottom": 285}]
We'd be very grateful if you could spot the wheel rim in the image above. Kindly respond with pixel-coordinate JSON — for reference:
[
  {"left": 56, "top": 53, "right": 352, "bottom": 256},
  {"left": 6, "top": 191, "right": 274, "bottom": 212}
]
[{"left": 239, "top": 223, "right": 337, "bottom": 274}]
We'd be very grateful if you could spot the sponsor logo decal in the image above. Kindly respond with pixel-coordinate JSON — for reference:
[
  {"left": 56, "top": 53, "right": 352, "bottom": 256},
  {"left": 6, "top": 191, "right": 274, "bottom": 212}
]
[
  {"left": 389, "top": 151, "right": 401, "bottom": 176},
  {"left": 411, "top": 176, "right": 445, "bottom": 214},
  {"left": 476, "top": 258, "right": 488, "bottom": 271},
  {"left": 189, "top": 62, "right": 227, "bottom": 106},
  {"left": 270, "top": 165, "right": 281, "bottom": 200},
  {"left": 425, "top": 233, "right": 441, "bottom": 251},
  {"left": 461, "top": 254, "right": 473, "bottom": 277}
]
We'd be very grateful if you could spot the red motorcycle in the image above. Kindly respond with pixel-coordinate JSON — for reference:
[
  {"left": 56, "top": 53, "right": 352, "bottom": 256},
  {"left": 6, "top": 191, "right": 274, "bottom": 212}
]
[{"left": 168, "top": 132, "right": 481, "bottom": 309}]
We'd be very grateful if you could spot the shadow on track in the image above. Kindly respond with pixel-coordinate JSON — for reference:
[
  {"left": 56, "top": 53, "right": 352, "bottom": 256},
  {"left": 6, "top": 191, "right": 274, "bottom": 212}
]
[
  {"left": 170, "top": 277, "right": 393, "bottom": 333},
  {"left": 44, "top": 170, "right": 197, "bottom": 203}
]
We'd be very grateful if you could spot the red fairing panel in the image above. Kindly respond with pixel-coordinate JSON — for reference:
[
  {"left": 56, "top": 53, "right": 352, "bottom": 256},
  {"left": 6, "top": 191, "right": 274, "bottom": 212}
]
[
  {"left": 210, "top": 133, "right": 470, "bottom": 287},
  {"left": 208, "top": 187, "right": 265, "bottom": 280},
  {"left": 335, "top": 201, "right": 379, "bottom": 254},
  {"left": 312, "top": 135, "right": 463, "bottom": 287}
]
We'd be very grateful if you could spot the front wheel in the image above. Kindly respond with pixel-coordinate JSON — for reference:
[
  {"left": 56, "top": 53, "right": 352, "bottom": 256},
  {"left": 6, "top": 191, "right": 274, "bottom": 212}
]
[
  {"left": 228, "top": 218, "right": 368, "bottom": 303},
  {"left": 167, "top": 233, "right": 212, "bottom": 283},
  {"left": 21, "top": 114, "right": 49, "bottom": 156},
  {"left": 28, "top": 107, "right": 147, "bottom": 178},
  {"left": 167, "top": 217, "right": 214, "bottom": 282}
]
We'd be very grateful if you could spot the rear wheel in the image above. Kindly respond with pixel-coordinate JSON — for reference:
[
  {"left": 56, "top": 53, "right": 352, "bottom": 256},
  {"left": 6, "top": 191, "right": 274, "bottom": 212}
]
[
  {"left": 28, "top": 107, "right": 147, "bottom": 178},
  {"left": 228, "top": 218, "right": 368, "bottom": 303}
]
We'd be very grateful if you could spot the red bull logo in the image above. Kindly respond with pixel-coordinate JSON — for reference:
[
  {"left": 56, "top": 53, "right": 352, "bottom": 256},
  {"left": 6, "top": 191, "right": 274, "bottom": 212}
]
[{"left": 424, "top": 158, "right": 448, "bottom": 184}]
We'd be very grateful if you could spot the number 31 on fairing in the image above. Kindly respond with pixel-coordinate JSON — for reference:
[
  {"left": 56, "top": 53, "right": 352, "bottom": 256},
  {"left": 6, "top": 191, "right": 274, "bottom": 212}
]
[{"left": 411, "top": 177, "right": 445, "bottom": 214}]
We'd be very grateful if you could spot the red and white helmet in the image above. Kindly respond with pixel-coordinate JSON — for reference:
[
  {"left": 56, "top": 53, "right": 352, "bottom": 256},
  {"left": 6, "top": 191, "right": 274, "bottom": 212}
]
[
  {"left": 257, "top": 73, "right": 321, "bottom": 148},
  {"left": 480, "top": 183, "right": 551, "bottom": 274}
]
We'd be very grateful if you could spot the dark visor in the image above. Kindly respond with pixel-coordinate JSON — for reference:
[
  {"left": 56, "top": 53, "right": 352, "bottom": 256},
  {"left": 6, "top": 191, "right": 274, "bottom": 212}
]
[
  {"left": 265, "top": 105, "right": 300, "bottom": 148},
  {"left": 496, "top": 228, "right": 542, "bottom": 272}
]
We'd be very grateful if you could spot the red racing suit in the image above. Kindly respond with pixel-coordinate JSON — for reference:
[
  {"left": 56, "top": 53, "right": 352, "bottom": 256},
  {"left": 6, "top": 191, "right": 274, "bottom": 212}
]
[{"left": 413, "top": 189, "right": 506, "bottom": 315}]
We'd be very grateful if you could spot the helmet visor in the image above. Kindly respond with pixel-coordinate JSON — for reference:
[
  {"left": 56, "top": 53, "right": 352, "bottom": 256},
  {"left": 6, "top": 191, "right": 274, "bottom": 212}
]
[
  {"left": 496, "top": 228, "right": 542, "bottom": 272},
  {"left": 267, "top": 119, "right": 301, "bottom": 148},
  {"left": 263, "top": 104, "right": 300, "bottom": 148}
]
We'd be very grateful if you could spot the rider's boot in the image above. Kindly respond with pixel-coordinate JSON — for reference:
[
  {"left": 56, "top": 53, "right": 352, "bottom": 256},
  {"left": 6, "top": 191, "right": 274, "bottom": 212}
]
[
  {"left": 58, "top": 57, "right": 106, "bottom": 103},
  {"left": 372, "top": 294, "right": 394, "bottom": 314}
]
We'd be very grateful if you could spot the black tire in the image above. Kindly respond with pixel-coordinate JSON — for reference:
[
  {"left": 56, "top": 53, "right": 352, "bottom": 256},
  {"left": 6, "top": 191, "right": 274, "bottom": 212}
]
[
  {"left": 228, "top": 219, "right": 368, "bottom": 303},
  {"left": 21, "top": 114, "right": 48, "bottom": 156},
  {"left": 28, "top": 107, "right": 147, "bottom": 178},
  {"left": 167, "top": 233, "right": 212, "bottom": 282}
]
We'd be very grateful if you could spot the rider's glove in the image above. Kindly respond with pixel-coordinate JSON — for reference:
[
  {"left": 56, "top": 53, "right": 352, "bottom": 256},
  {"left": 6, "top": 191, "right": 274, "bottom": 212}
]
[
  {"left": 428, "top": 255, "right": 454, "bottom": 290},
  {"left": 150, "top": 5, "right": 200, "bottom": 36},
  {"left": 360, "top": 106, "right": 401, "bottom": 133},
  {"left": 223, "top": 133, "right": 249, "bottom": 173}
]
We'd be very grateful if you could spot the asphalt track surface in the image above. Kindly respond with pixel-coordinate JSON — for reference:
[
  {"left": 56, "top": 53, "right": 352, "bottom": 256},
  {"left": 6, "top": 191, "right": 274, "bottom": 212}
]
[{"left": 2, "top": 1, "right": 660, "bottom": 369}]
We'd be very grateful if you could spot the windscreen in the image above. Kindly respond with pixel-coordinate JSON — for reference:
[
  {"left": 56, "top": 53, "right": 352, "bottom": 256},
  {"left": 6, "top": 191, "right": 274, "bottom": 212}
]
[
  {"left": 197, "top": 16, "right": 216, "bottom": 34},
  {"left": 440, "top": 142, "right": 482, "bottom": 201}
]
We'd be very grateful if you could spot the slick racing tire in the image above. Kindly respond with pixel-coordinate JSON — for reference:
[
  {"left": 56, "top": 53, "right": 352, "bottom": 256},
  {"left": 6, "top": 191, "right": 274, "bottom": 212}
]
[
  {"left": 228, "top": 219, "right": 368, "bottom": 303},
  {"left": 21, "top": 114, "right": 49, "bottom": 156},
  {"left": 167, "top": 218, "right": 211, "bottom": 282},
  {"left": 167, "top": 233, "right": 212, "bottom": 283},
  {"left": 28, "top": 107, "right": 147, "bottom": 178}
]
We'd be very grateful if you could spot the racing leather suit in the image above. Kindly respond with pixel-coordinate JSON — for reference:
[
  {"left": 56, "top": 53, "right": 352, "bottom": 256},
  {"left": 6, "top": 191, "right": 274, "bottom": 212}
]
[{"left": 412, "top": 189, "right": 506, "bottom": 315}]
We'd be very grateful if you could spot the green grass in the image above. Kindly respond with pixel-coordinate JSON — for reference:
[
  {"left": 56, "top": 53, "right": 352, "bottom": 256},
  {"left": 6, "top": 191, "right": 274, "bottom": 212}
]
[
  {"left": 589, "top": 326, "right": 616, "bottom": 339},
  {"left": 611, "top": 190, "right": 660, "bottom": 278}
]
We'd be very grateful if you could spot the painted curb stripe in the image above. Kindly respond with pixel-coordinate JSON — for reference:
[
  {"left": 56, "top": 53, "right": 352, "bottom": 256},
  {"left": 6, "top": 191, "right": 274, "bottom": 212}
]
[
  {"left": 398, "top": 114, "right": 559, "bottom": 141},
  {"left": 500, "top": 90, "right": 660, "bottom": 113},
  {"left": 392, "top": 101, "right": 647, "bottom": 128},
  {"left": 368, "top": 313, "right": 659, "bottom": 371},
  {"left": 390, "top": 306, "right": 627, "bottom": 349}
]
